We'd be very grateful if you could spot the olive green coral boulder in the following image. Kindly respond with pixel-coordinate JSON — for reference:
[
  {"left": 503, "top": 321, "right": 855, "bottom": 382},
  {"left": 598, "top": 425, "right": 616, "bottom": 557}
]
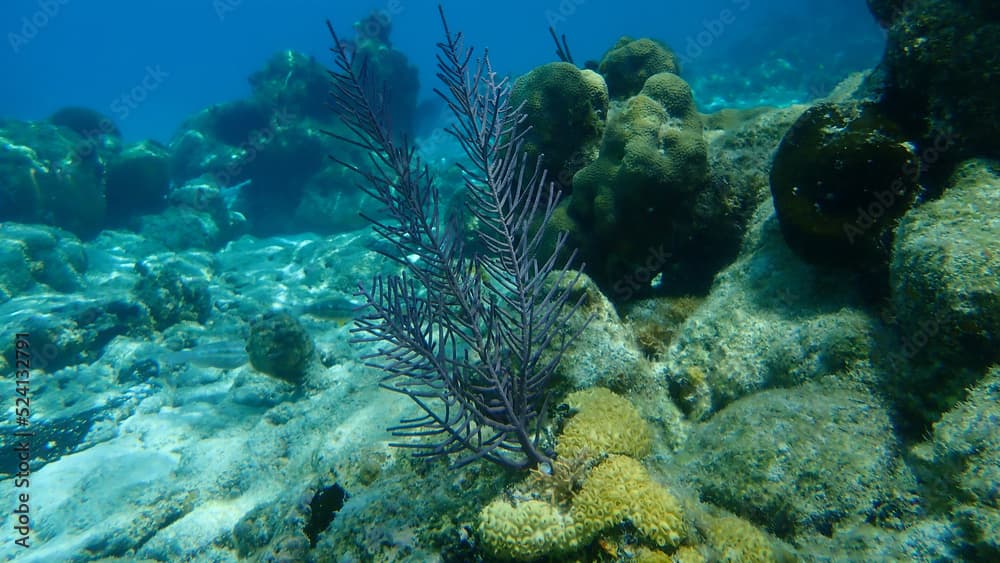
[
  {"left": 770, "top": 101, "right": 919, "bottom": 271},
  {"left": 890, "top": 159, "right": 1000, "bottom": 369},
  {"left": 510, "top": 62, "right": 608, "bottom": 190},
  {"left": 872, "top": 0, "right": 1000, "bottom": 155},
  {"left": 598, "top": 37, "right": 680, "bottom": 99},
  {"left": 567, "top": 72, "right": 708, "bottom": 292},
  {"left": 247, "top": 310, "right": 316, "bottom": 384},
  {"left": 672, "top": 384, "right": 915, "bottom": 539}
]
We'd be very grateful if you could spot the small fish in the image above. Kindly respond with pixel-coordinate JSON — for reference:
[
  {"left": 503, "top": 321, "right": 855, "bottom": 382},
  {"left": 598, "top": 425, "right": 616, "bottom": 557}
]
[
  {"left": 160, "top": 340, "right": 248, "bottom": 370},
  {"left": 296, "top": 296, "right": 366, "bottom": 325}
]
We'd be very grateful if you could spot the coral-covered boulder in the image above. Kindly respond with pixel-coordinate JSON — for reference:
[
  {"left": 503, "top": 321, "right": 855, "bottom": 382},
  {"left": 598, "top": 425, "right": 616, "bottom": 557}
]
[
  {"left": 0, "top": 119, "right": 109, "bottom": 237},
  {"left": 105, "top": 140, "right": 170, "bottom": 221},
  {"left": 563, "top": 72, "right": 708, "bottom": 294},
  {"left": 915, "top": 365, "right": 1000, "bottom": 557},
  {"left": 169, "top": 99, "right": 279, "bottom": 184},
  {"left": 48, "top": 106, "right": 121, "bottom": 140},
  {"left": 598, "top": 37, "right": 680, "bottom": 99},
  {"left": 132, "top": 261, "right": 212, "bottom": 331},
  {"left": 138, "top": 179, "right": 249, "bottom": 251},
  {"left": 250, "top": 50, "right": 331, "bottom": 121},
  {"left": 169, "top": 101, "right": 332, "bottom": 234},
  {"left": 0, "top": 223, "right": 88, "bottom": 299},
  {"left": 770, "top": 101, "right": 919, "bottom": 272},
  {"left": 350, "top": 11, "right": 419, "bottom": 137},
  {"left": 511, "top": 62, "right": 608, "bottom": 190},
  {"left": 872, "top": 0, "right": 1000, "bottom": 155},
  {"left": 890, "top": 159, "right": 1000, "bottom": 369},
  {"left": 672, "top": 384, "right": 914, "bottom": 539}
]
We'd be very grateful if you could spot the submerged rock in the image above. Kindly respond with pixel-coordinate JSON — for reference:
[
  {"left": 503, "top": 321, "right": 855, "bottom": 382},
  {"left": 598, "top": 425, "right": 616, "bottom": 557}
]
[
  {"left": 870, "top": 0, "right": 1000, "bottom": 156},
  {"left": 0, "top": 120, "right": 109, "bottom": 237},
  {"left": 132, "top": 260, "right": 212, "bottom": 331},
  {"left": 891, "top": 159, "right": 1000, "bottom": 369},
  {"left": 770, "top": 101, "right": 919, "bottom": 273},
  {"left": 0, "top": 223, "right": 88, "bottom": 298},
  {"left": 886, "top": 159, "right": 1000, "bottom": 429},
  {"left": 671, "top": 383, "right": 916, "bottom": 539},
  {"left": 662, "top": 199, "right": 882, "bottom": 420},
  {"left": 105, "top": 140, "right": 171, "bottom": 221}
]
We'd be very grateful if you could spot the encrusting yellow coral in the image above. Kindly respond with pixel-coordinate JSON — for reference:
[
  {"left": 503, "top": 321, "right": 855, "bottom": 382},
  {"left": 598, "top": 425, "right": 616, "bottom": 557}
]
[
  {"left": 478, "top": 454, "right": 688, "bottom": 559},
  {"left": 477, "top": 499, "right": 581, "bottom": 560},
  {"left": 556, "top": 387, "right": 653, "bottom": 459},
  {"left": 477, "top": 388, "right": 788, "bottom": 561},
  {"left": 478, "top": 389, "right": 686, "bottom": 559},
  {"left": 670, "top": 545, "right": 708, "bottom": 563},
  {"left": 634, "top": 546, "right": 674, "bottom": 563},
  {"left": 572, "top": 454, "right": 686, "bottom": 548},
  {"left": 701, "top": 512, "right": 780, "bottom": 563}
]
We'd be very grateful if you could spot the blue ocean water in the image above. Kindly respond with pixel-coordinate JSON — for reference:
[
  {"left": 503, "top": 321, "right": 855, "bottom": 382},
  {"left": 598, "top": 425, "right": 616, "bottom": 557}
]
[
  {"left": 2, "top": 1, "right": 998, "bottom": 561},
  {"left": 2, "top": 0, "right": 883, "bottom": 142}
]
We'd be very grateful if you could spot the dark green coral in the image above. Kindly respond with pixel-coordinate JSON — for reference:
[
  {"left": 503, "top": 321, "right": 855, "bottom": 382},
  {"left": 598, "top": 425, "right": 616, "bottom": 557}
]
[
  {"left": 566, "top": 72, "right": 708, "bottom": 292},
  {"left": 770, "top": 101, "right": 919, "bottom": 271},
  {"left": 510, "top": 62, "right": 608, "bottom": 191},
  {"left": 246, "top": 311, "right": 315, "bottom": 384},
  {"left": 598, "top": 37, "right": 680, "bottom": 99}
]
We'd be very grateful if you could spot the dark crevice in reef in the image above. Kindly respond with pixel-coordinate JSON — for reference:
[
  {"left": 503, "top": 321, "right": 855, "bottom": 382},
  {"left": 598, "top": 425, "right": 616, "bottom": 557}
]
[{"left": 304, "top": 483, "right": 347, "bottom": 547}]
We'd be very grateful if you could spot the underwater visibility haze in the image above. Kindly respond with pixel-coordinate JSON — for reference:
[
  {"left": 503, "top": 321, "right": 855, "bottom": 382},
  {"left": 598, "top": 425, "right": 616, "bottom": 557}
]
[{"left": 1, "top": 0, "right": 999, "bottom": 561}]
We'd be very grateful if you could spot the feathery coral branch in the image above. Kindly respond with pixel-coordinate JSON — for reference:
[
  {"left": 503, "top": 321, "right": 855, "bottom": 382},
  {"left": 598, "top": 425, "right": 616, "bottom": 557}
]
[{"left": 325, "top": 7, "right": 587, "bottom": 470}]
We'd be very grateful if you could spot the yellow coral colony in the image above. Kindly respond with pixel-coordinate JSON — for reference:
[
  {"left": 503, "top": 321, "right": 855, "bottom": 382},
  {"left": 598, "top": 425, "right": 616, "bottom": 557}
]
[
  {"left": 556, "top": 386, "right": 653, "bottom": 459},
  {"left": 572, "top": 454, "right": 686, "bottom": 548},
  {"left": 478, "top": 387, "right": 686, "bottom": 559},
  {"left": 701, "top": 512, "right": 779, "bottom": 563},
  {"left": 477, "top": 499, "right": 582, "bottom": 560}
]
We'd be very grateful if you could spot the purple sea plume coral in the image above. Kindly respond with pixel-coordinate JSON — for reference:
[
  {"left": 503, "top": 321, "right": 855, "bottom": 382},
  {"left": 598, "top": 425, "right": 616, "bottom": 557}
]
[{"left": 325, "top": 7, "right": 588, "bottom": 470}]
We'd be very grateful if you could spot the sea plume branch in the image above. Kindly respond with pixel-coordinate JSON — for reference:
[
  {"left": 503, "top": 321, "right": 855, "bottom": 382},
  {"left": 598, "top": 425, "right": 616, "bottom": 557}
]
[{"left": 326, "top": 6, "right": 588, "bottom": 470}]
